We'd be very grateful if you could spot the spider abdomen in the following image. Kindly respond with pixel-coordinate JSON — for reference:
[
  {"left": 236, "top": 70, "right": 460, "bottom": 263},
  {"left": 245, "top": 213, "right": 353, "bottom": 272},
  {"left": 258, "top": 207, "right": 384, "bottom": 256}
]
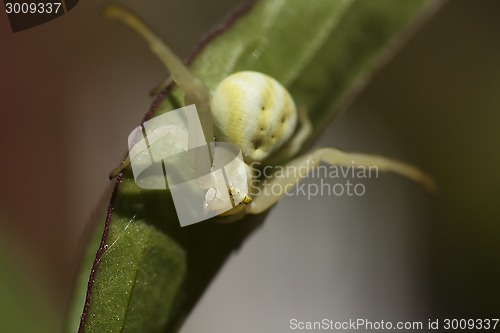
[{"left": 210, "top": 71, "right": 297, "bottom": 162}]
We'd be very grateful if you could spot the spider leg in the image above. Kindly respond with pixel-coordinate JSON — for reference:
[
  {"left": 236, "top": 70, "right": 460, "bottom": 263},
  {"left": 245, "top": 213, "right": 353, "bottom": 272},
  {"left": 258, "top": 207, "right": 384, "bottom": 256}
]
[
  {"left": 247, "top": 147, "right": 435, "bottom": 214},
  {"left": 109, "top": 155, "right": 131, "bottom": 179},
  {"left": 103, "top": 4, "right": 210, "bottom": 106},
  {"left": 104, "top": 4, "right": 215, "bottom": 178},
  {"left": 149, "top": 76, "right": 173, "bottom": 96}
]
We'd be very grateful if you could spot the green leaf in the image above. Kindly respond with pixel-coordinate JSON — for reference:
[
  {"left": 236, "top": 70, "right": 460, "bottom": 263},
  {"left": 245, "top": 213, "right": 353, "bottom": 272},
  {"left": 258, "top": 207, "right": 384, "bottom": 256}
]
[{"left": 70, "top": 0, "right": 441, "bottom": 332}]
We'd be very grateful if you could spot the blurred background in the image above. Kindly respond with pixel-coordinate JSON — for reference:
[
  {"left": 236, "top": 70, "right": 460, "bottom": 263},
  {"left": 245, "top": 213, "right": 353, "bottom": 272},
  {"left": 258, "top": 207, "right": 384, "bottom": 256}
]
[{"left": 0, "top": 0, "right": 499, "bottom": 332}]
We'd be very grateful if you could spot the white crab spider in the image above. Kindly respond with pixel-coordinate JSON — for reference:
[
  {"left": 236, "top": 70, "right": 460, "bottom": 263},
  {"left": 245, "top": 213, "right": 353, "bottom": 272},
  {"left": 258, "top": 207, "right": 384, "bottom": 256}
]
[{"left": 106, "top": 5, "right": 435, "bottom": 222}]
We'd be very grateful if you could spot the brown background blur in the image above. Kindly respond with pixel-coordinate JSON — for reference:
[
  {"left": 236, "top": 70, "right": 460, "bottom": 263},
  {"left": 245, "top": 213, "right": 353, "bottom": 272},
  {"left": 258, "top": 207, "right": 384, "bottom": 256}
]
[{"left": 1, "top": 1, "right": 499, "bottom": 332}]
